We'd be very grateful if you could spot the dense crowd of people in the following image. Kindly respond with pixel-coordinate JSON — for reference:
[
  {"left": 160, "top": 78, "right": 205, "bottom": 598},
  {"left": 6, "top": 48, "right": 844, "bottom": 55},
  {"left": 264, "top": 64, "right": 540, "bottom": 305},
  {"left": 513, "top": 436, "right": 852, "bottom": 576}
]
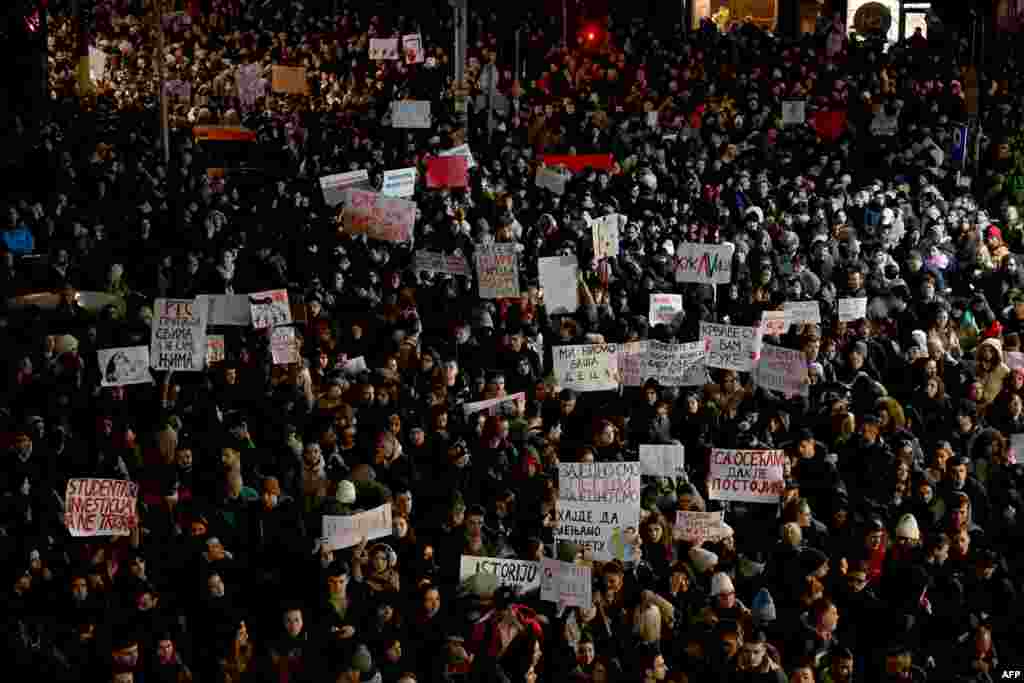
[{"left": 5, "top": 1, "right": 1024, "bottom": 682}]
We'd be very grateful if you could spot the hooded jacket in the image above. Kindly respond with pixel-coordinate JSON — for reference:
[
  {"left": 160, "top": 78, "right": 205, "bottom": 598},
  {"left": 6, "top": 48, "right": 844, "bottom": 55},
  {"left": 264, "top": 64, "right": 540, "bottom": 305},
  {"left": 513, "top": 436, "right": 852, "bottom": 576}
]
[{"left": 975, "top": 337, "right": 1010, "bottom": 407}]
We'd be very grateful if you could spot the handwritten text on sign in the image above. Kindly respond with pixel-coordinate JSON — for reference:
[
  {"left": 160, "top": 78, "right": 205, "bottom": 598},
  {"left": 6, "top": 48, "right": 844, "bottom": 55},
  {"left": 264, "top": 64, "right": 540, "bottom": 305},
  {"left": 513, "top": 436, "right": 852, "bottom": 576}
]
[
  {"left": 555, "top": 344, "right": 620, "bottom": 392},
  {"left": 674, "top": 510, "right": 729, "bottom": 543},
  {"left": 414, "top": 250, "right": 470, "bottom": 277},
  {"left": 838, "top": 297, "right": 867, "bottom": 322},
  {"left": 65, "top": 479, "right": 139, "bottom": 537},
  {"left": 249, "top": 289, "right": 291, "bottom": 329},
  {"left": 620, "top": 341, "right": 706, "bottom": 387},
  {"left": 708, "top": 449, "right": 785, "bottom": 503},
  {"left": 343, "top": 189, "right": 416, "bottom": 242},
  {"left": 592, "top": 214, "right": 623, "bottom": 260},
  {"left": 151, "top": 298, "right": 207, "bottom": 371},
  {"left": 322, "top": 503, "right": 393, "bottom": 551},
  {"left": 541, "top": 558, "right": 592, "bottom": 608},
  {"left": 475, "top": 243, "right": 519, "bottom": 299},
  {"left": 460, "top": 556, "right": 540, "bottom": 591},
  {"left": 649, "top": 293, "right": 683, "bottom": 326},
  {"left": 674, "top": 242, "right": 734, "bottom": 284},
  {"left": 784, "top": 300, "right": 821, "bottom": 326},
  {"left": 701, "top": 322, "right": 763, "bottom": 372},
  {"left": 554, "top": 501, "right": 640, "bottom": 562},
  {"left": 756, "top": 344, "right": 809, "bottom": 396},
  {"left": 558, "top": 462, "right": 642, "bottom": 504}
]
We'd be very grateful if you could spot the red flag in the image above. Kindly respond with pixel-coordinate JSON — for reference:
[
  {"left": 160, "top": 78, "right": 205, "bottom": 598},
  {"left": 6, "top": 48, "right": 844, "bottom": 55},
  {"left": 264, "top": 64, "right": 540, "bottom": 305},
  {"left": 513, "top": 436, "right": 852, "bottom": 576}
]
[
  {"left": 426, "top": 156, "right": 468, "bottom": 189},
  {"left": 812, "top": 110, "right": 847, "bottom": 143}
]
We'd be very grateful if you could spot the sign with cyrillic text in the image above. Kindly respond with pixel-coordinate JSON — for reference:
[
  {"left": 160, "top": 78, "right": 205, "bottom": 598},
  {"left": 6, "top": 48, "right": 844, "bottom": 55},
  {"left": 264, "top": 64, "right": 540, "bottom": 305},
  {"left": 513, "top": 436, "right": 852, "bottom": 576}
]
[
  {"left": 554, "top": 343, "right": 620, "bottom": 392},
  {"left": 553, "top": 501, "right": 640, "bottom": 562},
  {"left": 151, "top": 298, "right": 208, "bottom": 371},
  {"left": 700, "top": 322, "right": 763, "bottom": 372},
  {"left": 558, "top": 462, "right": 641, "bottom": 504},
  {"left": 755, "top": 344, "right": 809, "bottom": 396},
  {"left": 708, "top": 448, "right": 785, "bottom": 503}
]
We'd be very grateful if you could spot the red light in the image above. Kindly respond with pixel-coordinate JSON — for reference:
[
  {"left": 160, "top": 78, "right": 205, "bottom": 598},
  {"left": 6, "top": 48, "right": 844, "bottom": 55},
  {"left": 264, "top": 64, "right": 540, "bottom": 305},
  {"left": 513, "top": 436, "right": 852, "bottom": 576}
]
[{"left": 587, "top": 32, "right": 595, "bottom": 40}]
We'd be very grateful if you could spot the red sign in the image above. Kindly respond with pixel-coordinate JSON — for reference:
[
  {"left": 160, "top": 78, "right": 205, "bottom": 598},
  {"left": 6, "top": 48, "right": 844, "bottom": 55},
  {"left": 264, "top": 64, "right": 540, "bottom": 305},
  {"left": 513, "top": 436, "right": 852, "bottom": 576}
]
[{"left": 426, "top": 156, "right": 469, "bottom": 189}]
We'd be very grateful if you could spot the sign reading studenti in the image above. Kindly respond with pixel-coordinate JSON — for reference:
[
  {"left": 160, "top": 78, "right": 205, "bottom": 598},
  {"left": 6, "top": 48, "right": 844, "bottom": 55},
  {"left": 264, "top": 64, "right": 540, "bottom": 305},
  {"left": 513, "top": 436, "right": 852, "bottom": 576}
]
[
  {"left": 700, "top": 322, "right": 764, "bottom": 372},
  {"left": 707, "top": 448, "right": 785, "bottom": 503},
  {"left": 558, "top": 462, "right": 642, "bottom": 504},
  {"left": 554, "top": 344, "right": 620, "bottom": 392},
  {"left": 460, "top": 556, "right": 541, "bottom": 591},
  {"left": 64, "top": 479, "right": 139, "bottom": 537},
  {"left": 151, "top": 298, "right": 208, "bottom": 371}
]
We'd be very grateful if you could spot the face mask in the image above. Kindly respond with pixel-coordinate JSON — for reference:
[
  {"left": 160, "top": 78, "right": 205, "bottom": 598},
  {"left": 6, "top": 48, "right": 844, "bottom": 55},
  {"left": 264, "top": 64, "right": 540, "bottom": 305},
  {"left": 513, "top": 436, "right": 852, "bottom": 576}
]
[{"left": 72, "top": 589, "right": 88, "bottom": 602}]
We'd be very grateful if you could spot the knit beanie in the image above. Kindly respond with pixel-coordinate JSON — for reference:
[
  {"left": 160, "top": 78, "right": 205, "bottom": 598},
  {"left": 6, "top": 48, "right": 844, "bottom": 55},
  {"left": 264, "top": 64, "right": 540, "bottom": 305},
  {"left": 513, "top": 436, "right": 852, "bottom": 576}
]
[
  {"left": 894, "top": 513, "right": 921, "bottom": 542},
  {"left": 710, "top": 572, "right": 735, "bottom": 597},
  {"left": 751, "top": 588, "right": 777, "bottom": 625},
  {"left": 336, "top": 480, "right": 357, "bottom": 504}
]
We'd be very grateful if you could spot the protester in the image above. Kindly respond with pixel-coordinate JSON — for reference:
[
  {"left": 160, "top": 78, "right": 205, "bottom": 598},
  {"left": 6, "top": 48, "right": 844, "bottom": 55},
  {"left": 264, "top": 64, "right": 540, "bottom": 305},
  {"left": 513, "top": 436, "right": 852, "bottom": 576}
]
[{"left": 4, "top": 1, "right": 1024, "bottom": 682}]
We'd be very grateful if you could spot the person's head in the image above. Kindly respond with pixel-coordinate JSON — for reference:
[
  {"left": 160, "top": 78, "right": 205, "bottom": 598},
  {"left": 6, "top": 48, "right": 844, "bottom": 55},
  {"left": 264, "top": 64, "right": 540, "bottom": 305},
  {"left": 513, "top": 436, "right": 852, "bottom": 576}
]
[
  {"left": 326, "top": 563, "right": 349, "bottom": 595},
  {"left": 789, "top": 664, "right": 815, "bottom": 683},
  {"left": 642, "top": 654, "right": 668, "bottom": 681},
  {"left": 283, "top": 608, "right": 303, "bottom": 637},
  {"left": 207, "top": 570, "right": 225, "bottom": 598},
  {"left": 738, "top": 632, "right": 767, "bottom": 671},
  {"left": 576, "top": 638, "right": 596, "bottom": 666},
  {"left": 421, "top": 586, "right": 441, "bottom": 615},
  {"left": 261, "top": 477, "right": 281, "bottom": 510}
]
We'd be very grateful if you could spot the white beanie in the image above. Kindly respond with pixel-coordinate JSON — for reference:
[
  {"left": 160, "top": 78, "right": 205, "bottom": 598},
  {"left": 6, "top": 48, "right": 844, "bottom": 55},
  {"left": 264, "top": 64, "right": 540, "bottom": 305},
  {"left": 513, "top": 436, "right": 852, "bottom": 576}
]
[
  {"left": 689, "top": 547, "right": 719, "bottom": 574},
  {"left": 710, "top": 572, "right": 735, "bottom": 597},
  {"left": 895, "top": 513, "right": 921, "bottom": 542},
  {"left": 336, "top": 480, "right": 357, "bottom": 504}
]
